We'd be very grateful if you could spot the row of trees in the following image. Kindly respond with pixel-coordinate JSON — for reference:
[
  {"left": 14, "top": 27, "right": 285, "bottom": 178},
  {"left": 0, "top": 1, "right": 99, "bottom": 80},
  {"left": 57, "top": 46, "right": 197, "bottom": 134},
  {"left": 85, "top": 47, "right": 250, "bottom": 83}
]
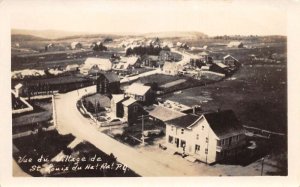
[
  {"left": 126, "top": 44, "right": 170, "bottom": 56},
  {"left": 93, "top": 43, "right": 108, "bottom": 51}
]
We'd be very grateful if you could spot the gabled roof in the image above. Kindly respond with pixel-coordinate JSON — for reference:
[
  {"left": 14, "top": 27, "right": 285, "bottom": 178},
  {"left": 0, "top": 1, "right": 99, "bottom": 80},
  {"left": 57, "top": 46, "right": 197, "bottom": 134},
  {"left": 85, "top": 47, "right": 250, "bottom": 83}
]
[
  {"left": 83, "top": 58, "right": 112, "bottom": 71},
  {"left": 102, "top": 72, "right": 120, "bottom": 83},
  {"left": 227, "top": 41, "right": 243, "bottom": 47},
  {"left": 165, "top": 114, "right": 200, "bottom": 128},
  {"left": 199, "top": 51, "right": 209, "bottom": 56},
  {"left": 223, "top": 54, "right": 239, "bottom": 62},
  {"left": 112, "top": 94, "right": 125, "bottom": 103},
  {"left": 125, "top": 83, "right": 151, "bottom": 96},
  {"left": 148, "top": 105, "right": 186, "bottom": 122},
  {"left": 122, "top": 97, "right": 138, "bottom": 106},
  {"left": 215, "top": 62, "right": 228, "bottom": 68},
  {"left": 203, "top": 110, "right": 244, "bottom": 138}
]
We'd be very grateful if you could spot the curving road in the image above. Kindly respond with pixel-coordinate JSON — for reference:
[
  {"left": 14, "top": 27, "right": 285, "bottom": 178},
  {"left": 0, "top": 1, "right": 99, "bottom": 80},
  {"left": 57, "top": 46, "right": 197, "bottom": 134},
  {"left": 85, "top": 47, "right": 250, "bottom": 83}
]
[{"left": 54, "top": 86, "right": 191, "bottom": 176}]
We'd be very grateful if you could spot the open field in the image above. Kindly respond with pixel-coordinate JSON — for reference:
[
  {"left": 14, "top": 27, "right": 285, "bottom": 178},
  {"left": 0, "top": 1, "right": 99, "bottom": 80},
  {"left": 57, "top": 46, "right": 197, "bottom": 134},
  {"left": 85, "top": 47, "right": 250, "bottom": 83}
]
[
  {"left": 162, "top": 64, "right": 287, "bottom": 133},
  {"left": 12, "top": 50, "right": 124, "bottom": 71}
]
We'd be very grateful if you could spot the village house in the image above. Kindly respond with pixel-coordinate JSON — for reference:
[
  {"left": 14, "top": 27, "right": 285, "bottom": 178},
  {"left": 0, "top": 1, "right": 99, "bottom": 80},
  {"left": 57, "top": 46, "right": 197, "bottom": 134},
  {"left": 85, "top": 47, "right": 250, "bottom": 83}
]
[
  {"left": 111, "top": 94, "right": 127, "bottom": 118},
  {"left": 70, "top": 42, "right": 83, "bottom": 50},
  {"left": 227, "top": 41, "right": 243, "bottom": 48},
  {"left": 142, "top": 55, "right": 160, "bottom": 67},
  {"left": 198, "top": 51, "right": 211, "bottom": 63},
  {"left": 65, "top": 64, "right": 79, "bottom": 72},
  {"left": 96, "top": 72, "right": 120, "bottom": 95},
  {"left": 165, "top": 110, "right": 246, "bottom": 164},
  {"left": 189, "top": 54, "right": 205, "bottom": 68},
  {"left": 163, "top": 62, "right": 184, "bottom": 76},
  {"left": 122, "top": 98, "right": 145, "bottom": 125},
  {"left": 125, "top": 83, "right": 153, "bottom": 104},
  {"left": 110, "top": 94, "right": 146, "bottom": 124},
  {"left": 80, "top": 58, "right": 112, "bottom": 75},
  {"left": 112, "top": 56, "right": 141, "bottom": 72},
  {"left": 223, "top": 54, "right": 239, "bottom": 67},
  {"left": 210, "top": 61, "right": 231, "bottom": 75}
]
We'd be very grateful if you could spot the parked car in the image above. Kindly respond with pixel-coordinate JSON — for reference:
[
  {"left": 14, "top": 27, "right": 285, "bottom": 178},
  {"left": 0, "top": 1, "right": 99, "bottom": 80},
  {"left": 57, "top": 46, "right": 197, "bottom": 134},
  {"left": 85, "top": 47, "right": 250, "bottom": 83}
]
[{"left": 102, "top": 118, "right": 127, "bottom": 127}]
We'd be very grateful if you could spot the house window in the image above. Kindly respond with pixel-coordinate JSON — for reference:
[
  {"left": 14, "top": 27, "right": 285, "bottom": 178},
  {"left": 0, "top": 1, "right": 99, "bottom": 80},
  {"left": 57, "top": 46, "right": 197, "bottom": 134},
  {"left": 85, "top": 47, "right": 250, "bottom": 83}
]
[
  {"left": 217, "top": 140, "right": 221, "bottom": 146},
  {"left": 180, "top": 140, "right": 186, "bottom": 148},
  {"left": 171, "top": 126, "right": 174, "bottom": 131},
  {"left": 133, "top": 106, "right": 138, "bottom": 112},
  {"left": 205, "top": 148, "right": 208, "bottom": 154},
  {"left": 226, "top": 138, "right": 229, "bottom": 145},
  {"left": 181, "top": 129, "right": 184, "bottom": 134},
  {"left": 237, "top": 135, "right": 239, "bottom": 141},
  {"left": 202, "top": 125, "right": 204, "bottom": 130},
  {"left": 168, "top": 136, "right": 174, "bottom": 144},
  {"left": 206, "top": 137, "right": 209, "bottom": 143},
  {"left": 195, "top": 144, "right": 200, "bottom": 153},
  {"left": 196, "top": 134, "right": 199, "bottom": 140},
  {"left": 229, "top": 137, "right": 232, "bottom": 145}
]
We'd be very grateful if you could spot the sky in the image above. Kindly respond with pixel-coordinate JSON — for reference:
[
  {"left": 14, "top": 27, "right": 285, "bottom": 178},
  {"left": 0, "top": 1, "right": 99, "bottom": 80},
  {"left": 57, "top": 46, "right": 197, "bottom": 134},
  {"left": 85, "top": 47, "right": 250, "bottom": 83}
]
[{"left": 8, "top": 0, "right": 288, "bottom": 36}]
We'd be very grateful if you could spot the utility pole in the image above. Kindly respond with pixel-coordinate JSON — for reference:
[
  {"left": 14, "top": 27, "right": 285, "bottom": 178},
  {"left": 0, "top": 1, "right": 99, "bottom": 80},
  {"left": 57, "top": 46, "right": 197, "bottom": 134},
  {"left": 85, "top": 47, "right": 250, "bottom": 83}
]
[
  {"left": 141, "top": 114, "right": 145, "bottom": 146},
  {"left": 261, "top": 157, "right": 265, "bottom": 176}
]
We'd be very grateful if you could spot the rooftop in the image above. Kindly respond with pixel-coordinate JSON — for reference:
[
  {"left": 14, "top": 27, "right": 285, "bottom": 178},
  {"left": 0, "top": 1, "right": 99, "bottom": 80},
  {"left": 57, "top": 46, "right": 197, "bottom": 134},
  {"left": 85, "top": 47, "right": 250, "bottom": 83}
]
[
  {"left": 215, "top": 62, "right": 228, "bottom": 68},
  {"left": 102, "top": 72, "right": 120, "bottom": 83},
  {"left": 111, "top": 94, "right": 125, "bottom": 103},
  {"left": 223, "top": 54, "right": 239, "bottom": 62},
  {"left": 125, "top": 83, "right": 151, "bottom": 96},
  {"left": 165, "top": 114, "right": 200, "bottom": 128},
  {"left": 147, "top": 105, "right": 186, "bottom": 122},
  {"left": 122, "top": 97, "right": 138, "bottom": 106},
  {"left": 202, "top": 110, "right": 245, "bottom": 138}
]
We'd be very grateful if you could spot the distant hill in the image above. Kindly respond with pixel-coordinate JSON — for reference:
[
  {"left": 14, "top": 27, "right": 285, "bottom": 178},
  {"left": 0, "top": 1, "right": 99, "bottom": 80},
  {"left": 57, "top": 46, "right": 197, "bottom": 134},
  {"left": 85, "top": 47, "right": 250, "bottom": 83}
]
[
  {"left": 12, "top": 29, "right": 208, "bottom": 41},
  {"left": 11, "top": 34, "right": 49, "bottom": 42},
  {"left": 11, "top": 29, "right": 88, "bottom": 40},
  {"left": 140, "top": 31, "right": 208, "bottom": 39}
]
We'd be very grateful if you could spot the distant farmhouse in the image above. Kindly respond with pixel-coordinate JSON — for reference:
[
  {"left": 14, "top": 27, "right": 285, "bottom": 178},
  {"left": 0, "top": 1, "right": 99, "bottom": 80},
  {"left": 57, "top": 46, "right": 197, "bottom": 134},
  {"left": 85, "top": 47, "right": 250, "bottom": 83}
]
[
  {"left": 96, "top": 72, "right": 120, "bottom": 95},
  {"left": 80, "top": 58, "right": 112, "bottom": 75},
  {"left": 163, "top": 62, "right": 184, "bottom": 76},
  {"left": 112, "top": 56, "right": 141, "bottom": 72},
  {"left": 142, "top": 55, "right": 160, "bottom": 67},
  {"left": 210, "top": 60, "right": 231, "bottom": 75},
  {"left": 71, "top": 42, "right": 83, "bottom": 50},
  {"left": 65, "top": 64, "right": 79, "bottom": 72},
  {"left": 223, "top": 54, "right": 240, "bottom": 67},
  {"left": 165, "top": 110, "right": 246, "bottom": 164},
  {"left": 227, "top": 41, "right": 243, "bottom": 48}
]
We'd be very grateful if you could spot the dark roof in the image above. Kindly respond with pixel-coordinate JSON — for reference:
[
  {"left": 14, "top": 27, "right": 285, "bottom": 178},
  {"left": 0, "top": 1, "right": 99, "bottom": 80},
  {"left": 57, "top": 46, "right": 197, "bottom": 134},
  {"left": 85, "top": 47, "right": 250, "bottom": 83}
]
[
  {"left": 101, "top": 72, "right": 120, "bottom": 83},
  {"left": 165, "top": 114, "right": 200, "bottom": 128},
  {"left": 203, "top": 110, "right": 244, "bottom": 137}
]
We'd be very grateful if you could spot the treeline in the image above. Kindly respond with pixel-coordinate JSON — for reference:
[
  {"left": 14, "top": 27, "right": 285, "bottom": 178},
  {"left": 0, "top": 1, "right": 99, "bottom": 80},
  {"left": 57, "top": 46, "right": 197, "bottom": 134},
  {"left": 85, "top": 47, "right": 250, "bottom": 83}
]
[
  {"left": 93, "top": 43, "right": 107, "bottom": 51},
  {"left": 126, "top": 44, "right": 170, "bottom": 56}
]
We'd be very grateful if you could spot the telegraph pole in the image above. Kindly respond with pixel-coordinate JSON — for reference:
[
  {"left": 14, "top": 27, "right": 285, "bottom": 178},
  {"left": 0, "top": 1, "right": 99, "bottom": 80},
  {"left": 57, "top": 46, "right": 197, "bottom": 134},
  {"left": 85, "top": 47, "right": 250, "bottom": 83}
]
[
  {"left": 261, "top": 157, "right": 265, "bottom": 176},
  {"left": 141, "top": 114, "right": 145, "bottom": 145}
]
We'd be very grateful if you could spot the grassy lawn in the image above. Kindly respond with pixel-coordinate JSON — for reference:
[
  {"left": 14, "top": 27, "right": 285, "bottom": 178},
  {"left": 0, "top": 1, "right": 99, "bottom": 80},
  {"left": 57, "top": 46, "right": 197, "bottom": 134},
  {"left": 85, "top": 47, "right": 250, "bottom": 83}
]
[
  {"left": 83, "top": 93, "right": 111, "bottom": 108},
  {"left": 138, "top": 73, "right": 182, "bottom": 86},
  {"left": 82, "top": 93, "right": 111, "bottom": 115},
  {"left": 103, "top": 118, "right": 165, "bottom": 147}
]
